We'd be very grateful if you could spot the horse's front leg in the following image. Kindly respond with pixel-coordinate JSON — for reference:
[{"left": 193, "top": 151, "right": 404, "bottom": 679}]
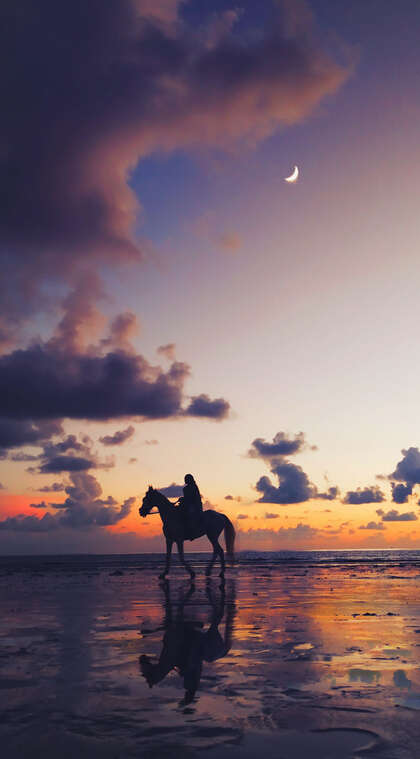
[
  {"left": 159, "top": 538, "right": 173, "bottom": 580},
  {"left": 177, "top": 541, "right": 195, "bottom": 580},
  {"left": 206, "top": 541, "right": 217, "bottom": 577}
]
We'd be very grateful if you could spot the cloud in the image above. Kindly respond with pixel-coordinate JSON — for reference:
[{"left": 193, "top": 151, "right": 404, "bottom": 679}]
[
  {"left": 159, "top": 483, "right": 183, "bottom": 498},
  {"left": 0, "top": 300, "right": 229, "bottom": 424},
  {"left": 250, "top": 430, "right": 326, "bottom": 504},
  {"left": 343, "top": 486, "right": 385, "bottom": 505},
  {"left": 249, "top": 431, "right": 308, "bottom": 459},
  {"left": 0, "top": 0, "right": 350, "bottom": 342},
  {"left": 391, "top": 482, "right": 413, "bottom": 504},
  {"left": 30, "top": 501, "right": 49, "bottom": 509},
  {"left": 0, "top": 419, "right": 62, "bottom": 453},
  {"left": 224, "top": 494, "right": 241, "bottom": 502},
  {"left": 359, "top": 521, "right": 385, "bottom": 531},
  {"left": 0, "top": 512, "right": 58, "bottom": 532},
  {"left": 184, "top": 394, "right": 230, "bottom": 420},
  {"left": 264, "top": 512, "right": 279, "bottom": 519},
  {"left": 10, "top": 452, "right": 40, "bottom": 462},
  {"left": 144, "top": 439, "right": 159, "bottom": 446},
  {"left": 0, "top": 472, "right": 134, "bottom": 531},
  {"left": 314, "top": 486, "right": 340, "bottom": 501},
  {"left": 37, "top": 482, "right": 65, "bottom": 493},
  {"left": 32, "top": 434, "right": 113, "bottom": 475},
  {"left": 0, "top": 482, "right": 5, "bottom": 490},
  {"left": 239, "top": 523, "right": 319, "bottom": 548},
  {"left": 377, "top": 509, "right": 418, "bottom": 522},
  {"left": 389, "top": 447, "right": 420, "bottom": 486},
  {"left": 38, "top": 455, "right": 95, "bottom": 474},
  {"left": 99, "top": 425, "right": 135, "bottom": 446},
  {"left": 256, "top": 460, "right": 315, "bottom": 504},
  {"left": 157, "top": 344, "right": 176, "bottom": 361},
  {"left": 237, "top": 514, "right": 249, "bottom": 520}
]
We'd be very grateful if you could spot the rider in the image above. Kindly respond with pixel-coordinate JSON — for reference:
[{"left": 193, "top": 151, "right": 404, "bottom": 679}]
[{"left": 177, "top": 474, "right": 203, "bottom": 540}]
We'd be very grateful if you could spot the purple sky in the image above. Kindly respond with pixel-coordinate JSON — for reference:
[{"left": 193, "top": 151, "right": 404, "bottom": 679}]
[{"left": 1, "top": 0, "right": 420, "bottom": 553}]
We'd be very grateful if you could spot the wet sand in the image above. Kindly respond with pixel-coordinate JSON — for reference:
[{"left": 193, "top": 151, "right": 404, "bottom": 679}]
[{"left": 1, "top": 556, "right": 420, "bottom": 758}]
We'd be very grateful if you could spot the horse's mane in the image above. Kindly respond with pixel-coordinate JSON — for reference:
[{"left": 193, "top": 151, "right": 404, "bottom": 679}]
[{"left": 152, "top": 488, "right": 177, "bottom": 510}]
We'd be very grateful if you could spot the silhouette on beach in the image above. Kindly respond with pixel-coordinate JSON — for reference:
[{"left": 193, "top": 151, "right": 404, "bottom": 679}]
[
  {"left": 139, "top": 580, "right": 236, "bottom": 705},
  {"left": 175, "top": 474, "right": 204, "bottom": 540},
  {"left": 139, "top": 481, "right": 235, "bottom": 579}
]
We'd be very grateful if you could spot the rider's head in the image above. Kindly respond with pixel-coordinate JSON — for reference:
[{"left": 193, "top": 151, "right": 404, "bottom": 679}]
[{"left": 184, "top": 473, "right": 195, "bottom": 485}]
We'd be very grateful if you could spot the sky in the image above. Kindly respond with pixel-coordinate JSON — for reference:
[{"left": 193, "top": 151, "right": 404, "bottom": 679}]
[{"left": 1, "top": 0, "right": 420, "bottom": 554}]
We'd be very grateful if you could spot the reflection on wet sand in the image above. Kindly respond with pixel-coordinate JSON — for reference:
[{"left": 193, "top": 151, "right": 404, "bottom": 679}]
[
  {"left": 140, "top": 580, "right": 235, "bottom": 704},
  {"left": 1, "top": 557, "right": 420, "bottom": 757}
]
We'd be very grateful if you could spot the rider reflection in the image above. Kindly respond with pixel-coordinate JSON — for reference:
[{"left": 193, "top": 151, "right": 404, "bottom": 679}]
[{"left": 140, "top": 580, "right": 236, "bottom": 705}]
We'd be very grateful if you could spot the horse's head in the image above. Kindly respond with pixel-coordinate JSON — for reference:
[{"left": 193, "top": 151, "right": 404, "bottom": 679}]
[{"left": 139, "top": 485, "right": 156, "bottom": 517}]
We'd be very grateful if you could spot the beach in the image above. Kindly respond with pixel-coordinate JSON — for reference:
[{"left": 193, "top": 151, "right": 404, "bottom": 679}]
[{"left": 1, "top": 552, "right": 420, "bottom": 758}]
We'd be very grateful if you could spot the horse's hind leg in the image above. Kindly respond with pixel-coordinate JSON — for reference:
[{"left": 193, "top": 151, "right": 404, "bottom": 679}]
[
  {"left": 217, "top": 540, "right": 225, "bottom": 577},
  {"left": 207, "top": 538, "right": 225, "bottom": 577},
  {"left": 176, "top": 541, "right": 195, "bottom": 580}
]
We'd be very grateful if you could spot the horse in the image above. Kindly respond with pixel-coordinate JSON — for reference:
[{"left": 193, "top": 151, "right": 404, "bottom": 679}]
[{"left": 139, "top": 486, "right": 235, "bottom": 579}]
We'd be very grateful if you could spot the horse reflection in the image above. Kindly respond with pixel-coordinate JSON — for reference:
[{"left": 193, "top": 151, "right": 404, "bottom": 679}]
[{"left": 140, "top": 580, "right": 235, "bottom": 705}]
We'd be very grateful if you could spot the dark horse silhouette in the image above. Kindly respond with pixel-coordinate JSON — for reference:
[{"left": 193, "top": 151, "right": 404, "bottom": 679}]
[
  {"left": 139, "top": 487, "right": 235, "bottom": 579},
  {"left": 139, "top": 580, "right": 235, "bottom": 705}
]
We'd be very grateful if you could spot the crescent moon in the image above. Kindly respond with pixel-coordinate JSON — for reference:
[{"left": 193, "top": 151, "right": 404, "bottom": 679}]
[{"left": 284, "top": 165, "right": 299, "bottom": 183}]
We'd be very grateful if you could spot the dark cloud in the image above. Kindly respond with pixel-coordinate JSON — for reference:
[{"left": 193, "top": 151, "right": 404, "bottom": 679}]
[
  {"left": 237, "top": 514, "right": 249, "bottom": 520},
  {"left": 385, "top": 448, "right": 420, "bottom": 506},
  {"left": 256, "top": 460, "right": 315, "bottom": 504},
  {"left": 376, "top": 509, "right": 418, "bottom": 522},
  {"left": 37, "top": 482, "right": 65, "bottom": 493},
  {"left": 249, "top": 431, "right": 307, "bottom": 459},
  {"left": 343, "top": 486, "right": 385, "bottom": 505},
  {"left": 391, "top": 482, "right": 413, "bottom": 504},
  {"left": 0, "top": 343, "right": 189, "bottom": 421},
  {"left": 0, "top": 0, "right": 350, "bottom": 341},
  {"left": 19, "top": 433, "right": 114, "bottom": 475},
  {"left": 250, "top": 430, "right": 324, "bottom": 504},
  {"left": 359, "top": 521, "right": 385, "bottom": 531},
  {"left": 39, "top": 455, "right": 95, "bottom": 474},
  {"left": 30, "top": 501, "right": 49, "bottom": 509},
  {"left": 0, "top": 472, "right": 134, "bottom": 531},
  {"left": 10, "top": 452, "right": 40, "bottom": 462},
  {"left": 0, "top": 513, "right": 58, "bottom": 532},
  {"left": 389, "top": 447, "right": 420, "bottom": 486},
  {"left": 184, "top": 394, "right": 230, "bottom": 420},
  {"left": 0, "top": 419, "right": 62, "bottom": 450},
  {"left": 99, "top": 425, "right": 135, "bottom": 446},
  {"left": 0, "top": 324, "right": 229, "bottom": 423},
  {"left": 224, "top": 494, "right": 241, "bottom": 502},
  {"left": 159, "top": 483, "right": 183, "bottom": 498},
  {"left": 264, "top": 512, "right": 279, "bottom": 519},
  {"left": 314, "top": 486, "right": 340, "bottom": 501},
  {"left": 34, "top": 434, "right": 112, "bottom": 474}
]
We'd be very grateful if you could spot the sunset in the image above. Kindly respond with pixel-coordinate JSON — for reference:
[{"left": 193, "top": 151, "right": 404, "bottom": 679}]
[{"left": 1, "top": 1, "right": 420, "bottom": 757}]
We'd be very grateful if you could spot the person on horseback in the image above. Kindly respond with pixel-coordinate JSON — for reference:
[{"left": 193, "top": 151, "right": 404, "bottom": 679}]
[{"left": 177, "top": 473, "right": 203, "bottom": 540}]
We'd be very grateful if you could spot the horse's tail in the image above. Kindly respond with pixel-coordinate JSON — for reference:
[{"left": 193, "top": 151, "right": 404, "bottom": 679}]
[{"left": 224, "top": 516, "right": 235, "bottom": 564}]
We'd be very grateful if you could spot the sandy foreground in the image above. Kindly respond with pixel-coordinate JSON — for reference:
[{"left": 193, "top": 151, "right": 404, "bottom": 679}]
[{"left": 1, "top": 556, "right": 420, "bottom": 759}]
